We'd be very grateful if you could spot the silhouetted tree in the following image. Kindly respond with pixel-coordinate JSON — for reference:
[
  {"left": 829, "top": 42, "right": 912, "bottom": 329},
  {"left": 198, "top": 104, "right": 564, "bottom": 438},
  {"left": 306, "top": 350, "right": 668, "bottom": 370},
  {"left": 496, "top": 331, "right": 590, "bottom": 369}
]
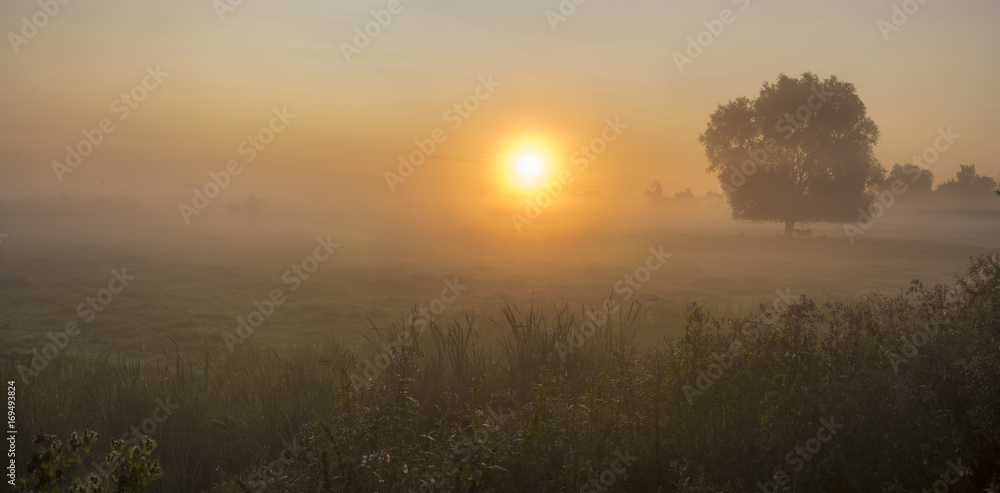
[
  {"left": 672, "top": 187, "right": 699, "bottom": 207},
  {"left": 645, "top": 181, "right": 664, "bottom": 202},
  {"left": 936, "top": 164, "right": 997, "bottom": 198},
  {"left": 885, "top": 163, "right": 934, "bottom": 197},
  {"left": 242, "top": 195, "right": 265, "bottom": 219},
  {"left": 700, "top": 73, "right": 884, "bottom": 237},
  {"left": 701, "top": 190, "right": 726, "bottom": 206},
  {"left": 646, "top": 182, "right": 699, "bottom": 206}
]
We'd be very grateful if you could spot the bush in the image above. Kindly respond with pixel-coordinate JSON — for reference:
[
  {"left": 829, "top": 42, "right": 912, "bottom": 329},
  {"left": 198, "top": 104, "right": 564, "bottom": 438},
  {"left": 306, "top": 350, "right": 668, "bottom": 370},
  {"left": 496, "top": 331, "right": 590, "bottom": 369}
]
[
  {"left": 13, "top": 256, "right": 1000, "bottom": 492},
  {"left": 20, "top": 431, "right": 162, "bottom": 492},
  {"left": 212, "top": 255, "right": 1000, "bottom": 492}
]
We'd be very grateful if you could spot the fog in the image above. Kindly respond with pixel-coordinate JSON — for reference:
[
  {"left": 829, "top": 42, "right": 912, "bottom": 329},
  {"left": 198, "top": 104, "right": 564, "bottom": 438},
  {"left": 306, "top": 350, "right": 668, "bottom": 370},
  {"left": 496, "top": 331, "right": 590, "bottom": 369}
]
[
  {"left": 3, "top": 1, "right": 1000, "bottom": 490},
  {"left": 2, "top": 189, "right": 996, "bottom": 354}
]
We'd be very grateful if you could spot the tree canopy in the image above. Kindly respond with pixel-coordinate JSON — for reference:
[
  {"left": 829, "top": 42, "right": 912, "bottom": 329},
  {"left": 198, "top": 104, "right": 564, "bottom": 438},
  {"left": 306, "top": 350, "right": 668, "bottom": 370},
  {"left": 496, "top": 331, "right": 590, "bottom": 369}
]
[
  {"left": 885, "top": 163, "right": 934, "bottom": 197},
  {"left": 936, "top": 164, "right": 997, "bottom": 198},
  {"left": 700, "top": 73, "right": 885, "bottom": 236}
]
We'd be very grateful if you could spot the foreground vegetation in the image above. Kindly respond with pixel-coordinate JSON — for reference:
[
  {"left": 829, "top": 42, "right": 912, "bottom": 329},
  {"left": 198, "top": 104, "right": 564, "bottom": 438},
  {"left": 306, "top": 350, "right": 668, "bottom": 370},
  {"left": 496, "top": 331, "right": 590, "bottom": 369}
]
[{"left": 7, "top": 255, "right": 1000, "bottom": 492}]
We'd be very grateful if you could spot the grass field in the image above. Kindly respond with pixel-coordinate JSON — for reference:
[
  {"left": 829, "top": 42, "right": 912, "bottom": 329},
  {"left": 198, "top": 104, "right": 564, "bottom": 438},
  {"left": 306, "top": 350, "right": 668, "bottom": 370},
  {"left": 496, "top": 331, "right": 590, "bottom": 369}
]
[
  {"left": 2, "top": 211, "right": 995, "bottom": 356},
  {"left": 1, "top": 205, "right": 998, "bottom": 492}
]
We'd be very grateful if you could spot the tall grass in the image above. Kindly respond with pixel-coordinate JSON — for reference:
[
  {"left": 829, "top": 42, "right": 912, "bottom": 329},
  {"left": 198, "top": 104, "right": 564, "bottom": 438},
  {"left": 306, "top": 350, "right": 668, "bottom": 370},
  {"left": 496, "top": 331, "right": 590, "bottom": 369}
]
[{"left": 6, "top": 255, "right": 1000, "bottom": 492}]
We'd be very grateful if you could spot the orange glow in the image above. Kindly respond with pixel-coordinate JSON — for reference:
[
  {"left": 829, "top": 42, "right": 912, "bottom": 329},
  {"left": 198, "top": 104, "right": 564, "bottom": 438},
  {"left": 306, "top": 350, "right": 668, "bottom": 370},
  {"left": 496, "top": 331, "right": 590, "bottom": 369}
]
[
  {"left": 498, "top": 135, "right": 563, "bottom": 195},
  {"left": 512, "top": 155, "right": 548, "bottom": 189},
  {"left": 448, "top": 126, "right": 615, "bottom": 246}
]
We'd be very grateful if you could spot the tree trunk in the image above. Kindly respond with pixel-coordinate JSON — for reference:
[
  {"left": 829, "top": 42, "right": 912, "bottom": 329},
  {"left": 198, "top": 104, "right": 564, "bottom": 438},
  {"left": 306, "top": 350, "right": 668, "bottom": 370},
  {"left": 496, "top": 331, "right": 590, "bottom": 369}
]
[{"left": 784, "top": 220, "right": 795, "bottom": 238}]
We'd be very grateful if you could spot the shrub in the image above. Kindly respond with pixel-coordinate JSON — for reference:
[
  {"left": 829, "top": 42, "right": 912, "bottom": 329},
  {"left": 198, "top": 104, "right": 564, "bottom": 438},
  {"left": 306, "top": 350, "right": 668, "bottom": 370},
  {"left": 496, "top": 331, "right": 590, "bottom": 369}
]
[{"left": 20, "top": 431, "right": 162, "bottom": 492}]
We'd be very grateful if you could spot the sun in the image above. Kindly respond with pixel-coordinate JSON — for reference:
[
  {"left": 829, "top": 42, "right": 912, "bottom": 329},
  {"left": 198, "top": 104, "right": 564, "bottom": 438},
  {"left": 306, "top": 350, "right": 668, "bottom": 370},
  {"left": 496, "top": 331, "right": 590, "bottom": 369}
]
[
  {"left": 514, "top": 155, "right": 547, "bottom": 189},
  {"left": 494, "top": 133, "right": 562, "bottom": 195},
  {"left": 508, "top": 153, "right": 556, "bottom": 193}
]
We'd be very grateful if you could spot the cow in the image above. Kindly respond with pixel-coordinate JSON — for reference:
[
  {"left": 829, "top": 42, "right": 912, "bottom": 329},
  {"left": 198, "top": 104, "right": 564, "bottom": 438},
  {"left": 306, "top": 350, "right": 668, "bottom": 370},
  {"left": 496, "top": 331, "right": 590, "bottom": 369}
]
[{"left": 794, "top": 228, "right": 812, "bottom": 238}]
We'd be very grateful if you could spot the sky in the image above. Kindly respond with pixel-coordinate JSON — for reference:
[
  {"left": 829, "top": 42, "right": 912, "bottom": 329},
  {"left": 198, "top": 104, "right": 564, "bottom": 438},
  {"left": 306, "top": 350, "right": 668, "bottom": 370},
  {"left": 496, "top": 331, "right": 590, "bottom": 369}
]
[{"left": 1, "top": 0, "right": 998, "bottom": 213}]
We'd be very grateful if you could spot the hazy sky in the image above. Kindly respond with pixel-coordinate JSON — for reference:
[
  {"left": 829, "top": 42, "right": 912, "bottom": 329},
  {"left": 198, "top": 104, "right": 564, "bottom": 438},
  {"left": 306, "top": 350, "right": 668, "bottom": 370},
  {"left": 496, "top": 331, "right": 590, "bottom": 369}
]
[{"left": 2, "top": 0, "right": 998, "bottom": 207}]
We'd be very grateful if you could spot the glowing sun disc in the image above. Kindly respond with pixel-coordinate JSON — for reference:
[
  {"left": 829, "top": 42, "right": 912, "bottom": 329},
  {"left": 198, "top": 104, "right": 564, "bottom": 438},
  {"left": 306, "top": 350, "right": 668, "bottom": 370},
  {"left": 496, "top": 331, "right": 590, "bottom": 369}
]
[{"left": 513, "top": 155, "right": 547, "bottom": 189}]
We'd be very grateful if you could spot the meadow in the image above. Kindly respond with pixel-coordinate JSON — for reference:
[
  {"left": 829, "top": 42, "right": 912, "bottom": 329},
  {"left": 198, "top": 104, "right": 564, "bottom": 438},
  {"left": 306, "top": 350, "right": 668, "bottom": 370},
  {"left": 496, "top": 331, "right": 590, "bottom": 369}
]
[
  {"left": 4, "top": 0, "right": 1000, "bottom": 490},
  {"left": 1, "top": 204, "right": 999, "bottom": 492}
]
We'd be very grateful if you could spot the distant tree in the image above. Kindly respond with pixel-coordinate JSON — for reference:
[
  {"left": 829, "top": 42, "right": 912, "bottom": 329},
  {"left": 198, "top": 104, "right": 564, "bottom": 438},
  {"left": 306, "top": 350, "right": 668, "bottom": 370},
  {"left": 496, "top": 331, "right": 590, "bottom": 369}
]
[
  {"left": 242, "top": 195, "right": 265, "bottom": 219},
  {"left": 936, "top": 164, "right": 997, "bottom": 198},
  {"left": 701, "top": 190, "right": 726, "bottom": 206},
  {"left": 700, "top": 73, "right": 884, "bottom": 237},
  {"left": 645, "top": 181, "right": 664, "bottom": 202},
  {"left": 885, "top": 163, "right": 934, "bottom": 197},
  {"left": 672, "top": 187, "right": 699, "bottom": 207},
  {"left": 646, "top": 182, "right": 700, "bottom": 207}
]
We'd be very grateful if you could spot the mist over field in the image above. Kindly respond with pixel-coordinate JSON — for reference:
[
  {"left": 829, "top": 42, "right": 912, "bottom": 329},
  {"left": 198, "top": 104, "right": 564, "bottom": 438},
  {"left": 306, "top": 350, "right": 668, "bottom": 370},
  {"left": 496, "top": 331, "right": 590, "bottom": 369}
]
[
  {"left": 1, "top": 193, "right": 995, "bottom": 351},
  {"left": 1, "top": 1, "right": 999, "bottom": 492}
]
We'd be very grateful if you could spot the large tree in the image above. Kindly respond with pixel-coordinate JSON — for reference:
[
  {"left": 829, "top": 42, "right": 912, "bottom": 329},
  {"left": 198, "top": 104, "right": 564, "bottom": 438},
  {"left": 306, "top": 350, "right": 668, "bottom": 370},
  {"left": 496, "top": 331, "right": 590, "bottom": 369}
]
[{"left": 700, "top": 73, "right": 885, "bottom": 237}]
